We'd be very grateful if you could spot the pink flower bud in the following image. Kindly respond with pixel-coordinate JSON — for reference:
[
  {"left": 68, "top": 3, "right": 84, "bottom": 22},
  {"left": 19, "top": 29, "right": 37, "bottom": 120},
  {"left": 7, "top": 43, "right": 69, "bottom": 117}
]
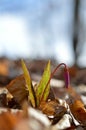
[{"left": 64, "top": 68, "right": 70, "bottom": 88}]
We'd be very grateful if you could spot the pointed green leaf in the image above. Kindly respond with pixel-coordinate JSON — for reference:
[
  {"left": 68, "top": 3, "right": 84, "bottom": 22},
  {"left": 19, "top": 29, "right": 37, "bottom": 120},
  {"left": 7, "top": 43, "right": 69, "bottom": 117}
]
[
  {"left": 21, "top": 60, "right": 36, "bottom": 107},
  {"left": 36, "top": 60, "right": 51, "bottom": 107}
]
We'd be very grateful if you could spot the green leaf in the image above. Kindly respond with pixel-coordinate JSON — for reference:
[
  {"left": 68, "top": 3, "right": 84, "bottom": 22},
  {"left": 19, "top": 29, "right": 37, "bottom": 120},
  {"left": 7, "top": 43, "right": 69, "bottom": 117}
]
[
  {"left": 21, "top": 60, "right": 36, "bottom": 107},
  {"left": 36, "top": 60, "right": 51, "bottom": 107}
]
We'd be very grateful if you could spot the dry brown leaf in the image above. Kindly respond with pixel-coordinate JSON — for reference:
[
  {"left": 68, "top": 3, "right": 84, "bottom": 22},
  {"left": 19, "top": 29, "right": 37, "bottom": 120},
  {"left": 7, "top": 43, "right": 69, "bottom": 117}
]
[
  {"left": 39, "top": 100, "right": 67, "bottom": 124},
  {"left": 0, "top": 111, "right": 22, "bottom": 130},
  {"left": 0, "top": 61, "right": 9, "bottom": 76},
  {"left": 39, "top": 100, "right": 58, "bottom": 116},
  {"left": 6, "top": 75, "right": 28, "bottom": 105},
  {"left": 70, "top": 100, "right": 86, "bottom": 125}
]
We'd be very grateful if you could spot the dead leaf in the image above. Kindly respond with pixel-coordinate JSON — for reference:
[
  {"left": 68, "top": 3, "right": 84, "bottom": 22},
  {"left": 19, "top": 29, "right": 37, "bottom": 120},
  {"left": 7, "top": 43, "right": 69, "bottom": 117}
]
[
  {"left": 0, "top": 60, "right": 9, "bottom": 76},
  {"left": 0, "top": 111, "right": 22, "bottom": 130},
  {"left": 70, "top": 100, "right": 86, "bottom": 125},
  {"left": 39, "top": 100, "right": 67, "bottom": 124},
  {"left": 6, "top": 75, "right": 28, "bottom": 105}
]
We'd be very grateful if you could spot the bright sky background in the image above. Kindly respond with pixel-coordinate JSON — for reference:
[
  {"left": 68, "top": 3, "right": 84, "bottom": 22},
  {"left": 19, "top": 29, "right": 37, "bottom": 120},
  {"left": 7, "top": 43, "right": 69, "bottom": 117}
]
[
  {"left": 0, "top": 14, "right": 31, "bottom": 58},
  {"left": 0, "top": 0, "right": 86, "bottom": 67}
]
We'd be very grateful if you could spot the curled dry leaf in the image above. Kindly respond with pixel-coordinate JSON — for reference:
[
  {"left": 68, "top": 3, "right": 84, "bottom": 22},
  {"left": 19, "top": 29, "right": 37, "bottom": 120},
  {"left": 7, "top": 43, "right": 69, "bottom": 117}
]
[
  {"left": 70, "top": 100, "right": 86, "bottom": 125},
  {"left": 6, "top": 75, "right": 29, "bottom": 105},
  {"left": 64, "top": 86, "right": 86, "bottom": 125},
  {"left": 39, "top": 100, "right": 67, "bottom": 124},
  {"left": 39, "top": 100, "right": 59, "bottom": 116}
]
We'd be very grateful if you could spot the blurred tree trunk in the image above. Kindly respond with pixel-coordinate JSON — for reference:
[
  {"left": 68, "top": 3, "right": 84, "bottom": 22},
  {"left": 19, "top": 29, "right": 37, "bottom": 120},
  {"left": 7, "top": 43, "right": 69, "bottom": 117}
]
[{"left": 73, "top": 0, "right": 80, "bottom": 65}]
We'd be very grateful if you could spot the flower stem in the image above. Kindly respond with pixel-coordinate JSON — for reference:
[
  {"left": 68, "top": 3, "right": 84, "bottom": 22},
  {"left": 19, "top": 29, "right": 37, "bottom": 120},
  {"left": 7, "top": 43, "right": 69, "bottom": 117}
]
[{"left": 46, "top": 63, "right": 70, "bottom": 89}]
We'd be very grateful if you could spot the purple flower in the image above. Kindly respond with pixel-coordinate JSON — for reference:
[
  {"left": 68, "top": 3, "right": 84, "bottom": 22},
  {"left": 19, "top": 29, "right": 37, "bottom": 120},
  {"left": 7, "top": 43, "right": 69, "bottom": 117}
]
[
  {"left": 46, "top": 63, "right": 70, "bottom": 89},
  {"left": 64, "top": 68, "right": 70, "bottom": 88}
]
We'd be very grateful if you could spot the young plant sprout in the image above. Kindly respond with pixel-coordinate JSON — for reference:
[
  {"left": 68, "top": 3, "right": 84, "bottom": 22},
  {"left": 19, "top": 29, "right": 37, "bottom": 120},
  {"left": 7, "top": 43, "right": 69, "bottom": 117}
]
[
  {"left": 41, "top": 63, "right": 70, "bottom": 102},
  {"left": 21, "top": 60, "right": 70, "bottom": 107}
]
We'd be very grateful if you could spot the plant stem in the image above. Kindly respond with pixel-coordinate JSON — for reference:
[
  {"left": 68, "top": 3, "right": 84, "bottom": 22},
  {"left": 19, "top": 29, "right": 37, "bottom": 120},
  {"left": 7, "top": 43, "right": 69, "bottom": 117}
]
[{"left": 46, "top": 63, "right": 70, "bottom": 89}]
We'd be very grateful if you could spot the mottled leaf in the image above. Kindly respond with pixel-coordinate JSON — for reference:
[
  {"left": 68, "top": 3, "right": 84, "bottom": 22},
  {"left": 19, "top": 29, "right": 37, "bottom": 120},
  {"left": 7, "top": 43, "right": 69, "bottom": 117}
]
[
  {"left": 21, "top": 60, "right": 36, "bottom": 107},
  {"left": 36, "top": 61, "right": 51, "bottom": 107}
]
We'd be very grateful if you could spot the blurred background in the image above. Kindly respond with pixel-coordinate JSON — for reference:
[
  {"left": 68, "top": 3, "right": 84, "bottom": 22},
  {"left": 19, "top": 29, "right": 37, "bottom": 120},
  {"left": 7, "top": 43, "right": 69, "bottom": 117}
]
[{"left": 0, "top": 0, "right": 86, "bottom": 67}]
